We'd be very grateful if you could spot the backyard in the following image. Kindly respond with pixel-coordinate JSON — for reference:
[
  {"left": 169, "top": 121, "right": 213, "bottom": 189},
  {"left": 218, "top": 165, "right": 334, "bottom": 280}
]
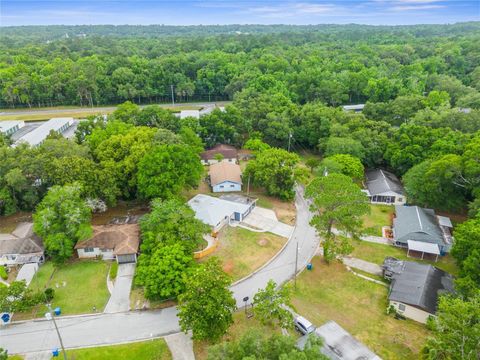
[
  {"left": 362, "top": 204, "right": 394, "bottom": 236},
  {"left": 205, "top": 227, "right": 287, "bottom": 281},
  {"left": 14, "top": 260, "right": 110, "bottom": 319},
  {"left": 350, "top": 239, "right": 459, "bottom": 275},
  {"left": 291, "top": 257, "right": 431, "bottom": 360},
  {"left": 52, "top": 338, "right": 171, "bottom": 360}
]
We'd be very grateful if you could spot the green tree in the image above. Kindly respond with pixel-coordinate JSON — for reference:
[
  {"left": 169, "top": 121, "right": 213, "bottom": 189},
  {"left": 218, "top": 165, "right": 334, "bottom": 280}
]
[
  {"left": 207, "top": 330, "right": 327, "bottom": 360},
  {"left": 137, "top": 144, "right": 203, "bottom": 199},
  {"left": 422, "top": 294, "right": 480, "bottom": 360},
  {"left": 0, "top": 281, "right": 43, "bottom": 313},
  {"left": 324, "top": 137, "right": 365, "bottom": 160},
  {"left": 305, "top": 158, "right": 321, "bottom": 173},
  {"left": 140, "top": 198, "right": 209, "bottom": 255},
  {"left": 243, "top": 138, "right": 271, "bottom": 153},
  {"left": 33, "top": 183, "right": 92, "bottom": 263},
  {"left": 137, "top": 105, "right": 179, "bottom": 130},
  {"left": 135, "top": 243, "right": 194, "bottom": 300},
  {"left": 253, "top": 280, "right": 293, "bottom": 329},
  {"left": 320, "top": 154, "right": 364, "bottom": 181},
  {"left": 244, "top": 148, "right": 299, "bottom": 200},
  {"left": 306, "top": 174, "right": 369, "bottom": 263},
  {"left": 177, "top": 257, "right": 236, "bottom": 341}
]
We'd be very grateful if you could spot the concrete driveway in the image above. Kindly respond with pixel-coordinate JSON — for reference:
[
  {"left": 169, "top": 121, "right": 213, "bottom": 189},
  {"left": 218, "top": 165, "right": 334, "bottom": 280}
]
[
  {"left": 242, "top": 207, "right": 294, "bottom": 238},
  {"left": 104, "top": 263, "right": 136, "bottom": 313},
  {"left": 342, "top": 257, "right": 383, "bottom": 276}
]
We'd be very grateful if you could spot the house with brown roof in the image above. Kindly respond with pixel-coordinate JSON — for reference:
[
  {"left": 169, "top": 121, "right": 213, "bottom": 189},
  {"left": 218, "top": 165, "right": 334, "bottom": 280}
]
[
  {"left": 0, "top": 223, "right": 44, "bottom": 267},
  {"left": 209, "top": 161, "right": 242, "bottom": 193},
  {"left": 200, "top": 144, "right": 238, "bottom": 165},
  {"left": 75, "top": 224, "right": 140, "bottom": 263}
]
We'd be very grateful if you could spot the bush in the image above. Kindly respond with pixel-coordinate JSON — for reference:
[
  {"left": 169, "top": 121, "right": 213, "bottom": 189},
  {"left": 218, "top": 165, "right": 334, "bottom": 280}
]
[
  {"left": 109, "top": 262, "right": 118, "bottom": 280},
  {"left": 0, "top": 267, "right": 7, "bottom": 280},
  {"left": 44, "top": 288, "right": 55, "bottom": 302}
]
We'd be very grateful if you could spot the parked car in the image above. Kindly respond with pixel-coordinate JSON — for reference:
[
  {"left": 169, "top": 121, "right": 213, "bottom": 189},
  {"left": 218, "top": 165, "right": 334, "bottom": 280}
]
[{"left": 294, "top": 315, "right": 316, "bottom": 335}]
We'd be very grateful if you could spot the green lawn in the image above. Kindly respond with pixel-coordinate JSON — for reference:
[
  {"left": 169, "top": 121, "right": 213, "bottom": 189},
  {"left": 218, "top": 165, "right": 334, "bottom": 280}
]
[
  {"left": 362, "top": 204, "right": 394, "bottom": 236},
  {"left": 350, "top": 239, "right": 459, "bottom": 275},
  {"left": 55, "top": 339, "right": 171, "bottom": 360},
  {"left": 292, "top": 257, "right": 431, "bottom": 359},
  {"left": 16, "top": 260, "right": 110, "bottom": 319},
  {"left": 206, "top": 227, "right": 287, "bottom": 281}
]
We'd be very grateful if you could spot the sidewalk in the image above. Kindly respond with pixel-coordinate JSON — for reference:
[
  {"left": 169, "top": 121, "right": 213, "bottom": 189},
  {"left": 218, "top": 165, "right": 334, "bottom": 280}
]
[{"left": 165, "top": 332, "right": 195, "bottom": 360}]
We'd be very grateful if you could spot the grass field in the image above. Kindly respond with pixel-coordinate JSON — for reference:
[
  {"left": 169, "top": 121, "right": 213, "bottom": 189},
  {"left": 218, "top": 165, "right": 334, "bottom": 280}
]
[
  {"left": 0, "top": 105, "right": 202, "bottom": 122},
  {"left": 206, "top": 227, "right": 287, "bottom": 281},
  {"left": 54, "top": 339, "right": 171, "bottom": 360},
  {"left": 291, "top": 257, "right": 431, "bottom": 359},
  {"left": 362, "top": 204, "right": 394, "bottom": 236},
  {"left": 14, "top": 260, "right": 110, "bottom": 319},
  {"left": 350, "top": 239, "right": 459, "bottom": 275}
]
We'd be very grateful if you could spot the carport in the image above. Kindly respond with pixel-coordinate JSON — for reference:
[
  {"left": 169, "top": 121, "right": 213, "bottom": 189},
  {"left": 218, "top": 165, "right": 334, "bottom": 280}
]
[{"left": 407, "top": 240, "right": 440, "bottom": 262}]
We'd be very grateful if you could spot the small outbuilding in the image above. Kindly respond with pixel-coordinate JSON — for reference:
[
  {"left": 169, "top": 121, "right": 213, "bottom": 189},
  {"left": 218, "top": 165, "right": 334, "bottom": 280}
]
[
  {"left": 364, "top": 169, "right": 406, "bottom": 205},
  {"left": 75, "top": 224, "right": 140, "bottom": 263},
  {"left": 0, "top": 223, "right": 44, "bottom": 267},
  {"left": 200, "top": 144, "right": 238, "bottom": 165},
  {"left": 209, "top": 161, "right": 242, "bottom": 192},
  {"left": 297, "top": 320, "right": 380, "bottom": 360},
  {"left": 383, "top": 258, "right": 454, "bottom": 324}
]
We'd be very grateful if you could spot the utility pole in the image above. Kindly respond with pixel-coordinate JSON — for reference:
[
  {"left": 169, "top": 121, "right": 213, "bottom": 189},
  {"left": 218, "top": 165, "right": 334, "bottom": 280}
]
[
  {"left": 170, "top": 85, "right": 175, "bottom": 105},
  {"left": 46, "top": 305, "right": 67, "bottom": 360},
  {"left": 294, "top": 239, "right": 299, "bottom": 289},
  {"left": 288, "top": 133, "right": 292, "bottom": 152}
]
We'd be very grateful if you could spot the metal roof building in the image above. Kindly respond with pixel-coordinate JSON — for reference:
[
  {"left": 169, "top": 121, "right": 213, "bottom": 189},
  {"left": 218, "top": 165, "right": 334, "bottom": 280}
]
[
  {"left": 297, "top": 320, "right": 381, "bottom": 360},
  {"left": 13, "top": 117, "right": 73, "bottom": 147},
  {"left": 364, "top": 169, "right": 406, "bottom": 205},
  {"left": 0, "top": 121, "right": 25, "bottom": 136}
]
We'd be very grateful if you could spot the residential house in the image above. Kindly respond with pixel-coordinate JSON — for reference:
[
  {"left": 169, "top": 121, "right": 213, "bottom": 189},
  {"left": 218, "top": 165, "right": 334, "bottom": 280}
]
[
  {"left": 188, "top": 194, "right": 256, "bottom": 232},
  {"left": 0, "top": 223, "right": 44, "bottom": 267},
  {"left": 393, "top": 205, "right": 453, "bottom": 256},
  {"left": 13, "top": 118, "right": 74, "bottom": 147},
  {"left": 383, "top": 258, "right": 454, "bottom": 323},
  {"left": 297, "top": 320, "right": 380, "bottom": 360},
  {"left": 75, "top": 224, "right": 140, "bottom": 263},
  {"left": 364, "top": 169, "right": 406, "bottom": 205},
  {"left": 209, "top": 161, "right": 242, "bottom": 192},
  {"left": 200, "top": 144, "right": 238, "bottom": 165}
]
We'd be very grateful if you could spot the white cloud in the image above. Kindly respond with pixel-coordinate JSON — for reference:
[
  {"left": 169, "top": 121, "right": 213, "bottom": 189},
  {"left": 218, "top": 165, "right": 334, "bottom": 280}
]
[
  {"left": 242, "top": 2, "right": 337, "bottom": 18},
  {"left": 392, "top": 4, "right": 445, "bottom": 11}
]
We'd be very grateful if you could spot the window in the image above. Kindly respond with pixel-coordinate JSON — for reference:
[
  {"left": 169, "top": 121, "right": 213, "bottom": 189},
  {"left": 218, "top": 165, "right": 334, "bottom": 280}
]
[
  {"left": 397, "top": 197, "right": 403, "bottom": 202},
  {"left": 228, "top": 159, "right": 232, "bottom": 162},
  {"left": 84, "top": 247, "right": 95, "bottom": 253},
  {"left": 398, "top": 303, "right": 406, "bottom": 312},
  {"left": 220, "top": 185, "right": 224, "bottom": 188},
  {"left": 230, "top": 184, "right": 235, "bottom": 188}
]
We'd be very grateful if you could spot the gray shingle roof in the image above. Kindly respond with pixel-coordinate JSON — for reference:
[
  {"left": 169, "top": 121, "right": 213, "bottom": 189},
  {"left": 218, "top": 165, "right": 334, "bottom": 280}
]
[
  {"left": 0, "top": 223, "right": 43, "bottom": 255},
  {"left": 388, "top": 261, "right": 454, "bottom": 314},
  {"left": 365, "top": 169, "right": 404, "bottom": 196},
  {"left": 393, "top": 206, "right": 444, "bottom": 245}
]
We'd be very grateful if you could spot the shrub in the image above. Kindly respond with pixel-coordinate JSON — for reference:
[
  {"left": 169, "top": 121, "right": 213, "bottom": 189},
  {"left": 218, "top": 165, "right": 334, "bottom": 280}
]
[
  {"left": 44, "top": 288, "right": 55, "bottom": 302},
  {"left": 0, "top": 267, "right": 7, "bottom": 280},
  {"left": 109, "top": 262, "right": 118, "bottom": 280}
]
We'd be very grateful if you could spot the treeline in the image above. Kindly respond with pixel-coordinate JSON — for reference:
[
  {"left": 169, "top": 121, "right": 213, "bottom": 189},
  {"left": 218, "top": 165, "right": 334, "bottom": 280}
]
[{"left": 1, "top": 23, "right": 479, "bottom": 107}]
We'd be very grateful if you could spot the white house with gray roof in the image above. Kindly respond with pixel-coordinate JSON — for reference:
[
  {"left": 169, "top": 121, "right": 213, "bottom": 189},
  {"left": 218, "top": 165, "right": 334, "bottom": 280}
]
[
  {"left": 383, "top": 259, "right": 454, "bottom": 323},
  {"left": 0, "top": 223, "right": 44, "bottom": 267},
  {"left": 393, "top": 205, "right": 453, "bottom": 256},
  {"left": 364, "top": 169, "right": 406, "bottom": 205},
  {"left": 188, "top": 194, "right": 256, "bottom": 232}
]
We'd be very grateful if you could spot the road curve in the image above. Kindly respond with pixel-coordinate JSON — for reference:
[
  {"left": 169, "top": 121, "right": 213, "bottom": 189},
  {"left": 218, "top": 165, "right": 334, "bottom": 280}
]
[{"left": 0, "top": 187, "right": 320, "bottom": 355}]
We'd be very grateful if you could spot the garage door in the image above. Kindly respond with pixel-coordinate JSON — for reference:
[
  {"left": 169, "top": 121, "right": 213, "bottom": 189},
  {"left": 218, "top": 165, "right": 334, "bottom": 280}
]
[{"left": 117, "top": 254, "right": 136, "bottom": 263}]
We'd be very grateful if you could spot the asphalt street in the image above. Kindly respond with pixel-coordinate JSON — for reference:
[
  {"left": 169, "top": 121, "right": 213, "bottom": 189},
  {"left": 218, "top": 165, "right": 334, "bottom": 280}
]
[{"left": 0, "top": 186, "right": 320, "bottom": 355}]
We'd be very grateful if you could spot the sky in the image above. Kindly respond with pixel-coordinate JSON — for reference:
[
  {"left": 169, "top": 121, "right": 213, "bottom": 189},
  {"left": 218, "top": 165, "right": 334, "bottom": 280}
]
[{"left": 1, "top": 0, "right": 479, "bottom": 26}]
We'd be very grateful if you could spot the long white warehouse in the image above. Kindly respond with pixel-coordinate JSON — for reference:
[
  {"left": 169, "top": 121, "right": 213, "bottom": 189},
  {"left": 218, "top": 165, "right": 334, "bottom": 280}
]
[
  {"left": 0, "top": 121, "right": 25, "bottom": 136},
  {"left": 14, "top": 118, "right": 73, "bottom": 147}
]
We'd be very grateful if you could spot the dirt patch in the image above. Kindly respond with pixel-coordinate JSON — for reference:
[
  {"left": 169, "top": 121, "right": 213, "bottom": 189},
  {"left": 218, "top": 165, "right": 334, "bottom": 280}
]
[
  {"left": 258, "top": 238, "right": 268, "bottom": 246},
  {"left": 92, "top": 201, "right": 149, "bottom": 225},
  {"left": 0, "top": 211, "right": 33, "bottom": 233},
  {"left": 222, "top": 260, "right": 235, "bottom": 275}
]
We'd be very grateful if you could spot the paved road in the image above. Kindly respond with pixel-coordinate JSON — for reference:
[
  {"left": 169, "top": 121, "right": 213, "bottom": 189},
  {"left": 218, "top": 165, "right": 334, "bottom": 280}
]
[
  {"left": 1, "top": 186, "right": 320, "bottom": 354},
  {"left": 104, "top": 263, "right": 135, "bottom": 313},
  {"left": 0, "top": 101, "right": 228, "bottom": 116}
]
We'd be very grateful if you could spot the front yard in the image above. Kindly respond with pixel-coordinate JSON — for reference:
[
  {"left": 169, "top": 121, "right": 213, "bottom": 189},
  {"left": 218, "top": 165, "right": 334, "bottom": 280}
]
[
  {"left": 52, "top": 338, "right": 171, "bottom": 360},
  {"left": 350, "top": 239, "right": 459, "bottom": 275},
  {"left": 205, "top": 227, "right": 287, "bottom": 281},
  {"left": 291, "top": 257, "right": 431, "bottom": 359},
  {"left": 14, "top": 260, "right": 110, "bottom": 319},
  {"left": 362, "top": 204, "right": 394, "bottom": 236}
]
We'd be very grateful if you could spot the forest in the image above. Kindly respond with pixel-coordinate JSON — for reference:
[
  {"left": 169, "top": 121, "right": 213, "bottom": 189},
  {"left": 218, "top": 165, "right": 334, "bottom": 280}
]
[{"left": 1, "top": 23, "right": 480, "bottom": 358}]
